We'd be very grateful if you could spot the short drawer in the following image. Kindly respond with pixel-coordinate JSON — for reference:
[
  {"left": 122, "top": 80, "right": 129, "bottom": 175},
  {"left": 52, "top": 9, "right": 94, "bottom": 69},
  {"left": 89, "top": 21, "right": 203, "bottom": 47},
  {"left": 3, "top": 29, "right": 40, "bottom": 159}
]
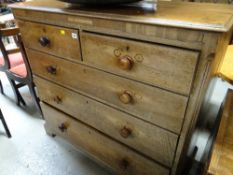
[
  {"left": 80, "top": 32, "right": 199, "bottom": 95},
  {"left": 35, "top": 76, "right": 178, "bottom": 167},
  {"left": 42, "top": 103, "right": 170, "bottom": 175},
  {"left": 28, "top": 49, "right": 188, "bottom": 134},
  {"left": 18, "top": 20, "right": 81, "bottom": 61}
]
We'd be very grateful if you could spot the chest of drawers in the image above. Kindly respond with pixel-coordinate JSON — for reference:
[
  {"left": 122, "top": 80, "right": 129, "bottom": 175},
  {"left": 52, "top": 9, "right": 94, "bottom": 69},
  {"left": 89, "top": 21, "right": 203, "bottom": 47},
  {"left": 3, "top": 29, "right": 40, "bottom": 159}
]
[{"left": 11, "top": 1, "right": 233, "bottom": 174}]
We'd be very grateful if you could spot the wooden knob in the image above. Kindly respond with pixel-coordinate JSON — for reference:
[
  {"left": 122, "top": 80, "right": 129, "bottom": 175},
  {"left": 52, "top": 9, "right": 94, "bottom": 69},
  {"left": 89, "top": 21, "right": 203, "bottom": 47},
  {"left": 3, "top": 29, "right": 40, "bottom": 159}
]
[
  {"left": 58, "top": 123, "right": 67, "bottom": 132},
  {"left": 118, "top": 55, "right": 133, "bottom": 70},
  {"left": 38, "top": 36, "right": 50, "bottom": 47},
  {"left": 46, "top": 65, "right": 57, "bottom": 75},
  {"left": 119, "top": 158, "right": 129, "bottom": 170},
  {"left": 120, "top": 127, "right": 132, "bottom": 138},
  {"left": 53, "top": 96, "right": 62, "bottom": 104},
  {"left": 119, "top": 91, "right": 132, "bottom": 104}
]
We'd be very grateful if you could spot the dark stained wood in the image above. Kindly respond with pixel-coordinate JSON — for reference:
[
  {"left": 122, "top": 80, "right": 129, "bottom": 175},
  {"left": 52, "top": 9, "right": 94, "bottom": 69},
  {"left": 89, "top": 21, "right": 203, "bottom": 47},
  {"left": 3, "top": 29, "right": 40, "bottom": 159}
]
[
  {"left": 0, "top": 109, "right": 11, "bottom": 138},
  {"left": 0, "top": 27, "right": 20, "bottom": 37},
  {"left": 6, "top": 48, "right": 20, "bottom": 54}
]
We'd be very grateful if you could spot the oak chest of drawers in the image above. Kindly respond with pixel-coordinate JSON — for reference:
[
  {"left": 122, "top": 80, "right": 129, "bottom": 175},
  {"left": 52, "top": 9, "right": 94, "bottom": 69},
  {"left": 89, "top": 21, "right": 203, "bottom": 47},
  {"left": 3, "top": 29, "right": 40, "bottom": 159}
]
[{"left": 11, "top": 1, "right": 233, "bottom": 175}]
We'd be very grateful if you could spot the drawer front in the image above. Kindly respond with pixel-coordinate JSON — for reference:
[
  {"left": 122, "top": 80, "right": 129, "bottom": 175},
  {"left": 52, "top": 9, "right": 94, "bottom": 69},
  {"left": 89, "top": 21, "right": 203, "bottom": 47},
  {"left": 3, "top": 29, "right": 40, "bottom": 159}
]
[
  {"left": 35, "top": 76, "right": 178, "bottom": 167},
  {"left": 28, "top": 49, "right": 188, "bottom": 134},
  {"left": 80, "top": 32, "right": 199, "bottom": 95},
  {"left": 42, "top": 103, "right": 170, "bottom": 175},
  {"left": 18, "top": 20, "right": 81, "bottom": 61}
]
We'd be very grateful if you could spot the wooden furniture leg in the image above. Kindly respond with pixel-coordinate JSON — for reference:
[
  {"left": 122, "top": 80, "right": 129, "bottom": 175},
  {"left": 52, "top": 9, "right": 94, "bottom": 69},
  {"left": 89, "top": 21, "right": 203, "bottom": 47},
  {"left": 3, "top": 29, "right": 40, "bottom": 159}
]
[
  {"left": 8, "top": 78, "right": 26, "bottom": 106},
  {"left": 0, "top": 79, "right": 3, "bottom": 94},
  {"left": 0, "top": 109, "right": 11, "bottom": 138}
]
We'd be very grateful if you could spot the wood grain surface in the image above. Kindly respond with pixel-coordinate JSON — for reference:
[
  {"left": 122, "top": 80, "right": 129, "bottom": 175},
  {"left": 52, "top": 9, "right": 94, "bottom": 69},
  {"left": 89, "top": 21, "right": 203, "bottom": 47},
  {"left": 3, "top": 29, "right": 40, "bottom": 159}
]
[
  {"left": 27, "top": 49, "right": 188, "bottom": 134},
  {"left": 10, "top": 0, "right": 233, "bottom": 32},
  {"left": 18, "top": 20, "right": 81, "bottom": 62},
  {"left": 35, "top": 76, "right": 178, "bottom": 167},
  {"left": 42, "top": 103, "right": 170, "bottom": 175},
  {"left": 81, "top": 31, "right": 199, "bottom": 95}
]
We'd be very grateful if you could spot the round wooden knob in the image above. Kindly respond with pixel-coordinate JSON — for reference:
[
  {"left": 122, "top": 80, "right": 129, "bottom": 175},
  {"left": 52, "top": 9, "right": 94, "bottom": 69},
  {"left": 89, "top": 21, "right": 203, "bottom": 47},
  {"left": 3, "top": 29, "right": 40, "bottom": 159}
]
[
  {"left": 46, "top": 65, "right": 57, "bottom": 75},
  {"left": 120, "top": 127, "right": 132, "bottom": 138},
  {"left": 58, "top": 123, "right": 67, "bottom": 132},
  {"left": 119, "top": 91, "right": 132, "bottom": 104},
  {"left": 119, "top": 158, "right": 129, "bottom": 170},
  {"left": 118, "top": 55, "right": 133, "bottom": 70},
  {"left": 38, "top": 36, "right": 50, "bottom": 47}
]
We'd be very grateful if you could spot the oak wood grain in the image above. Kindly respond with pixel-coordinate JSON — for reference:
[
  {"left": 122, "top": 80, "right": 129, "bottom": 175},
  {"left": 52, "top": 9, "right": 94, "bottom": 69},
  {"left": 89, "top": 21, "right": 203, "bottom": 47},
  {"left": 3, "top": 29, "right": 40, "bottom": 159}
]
[
  {"left": 27, "top": 49, "right": 188, "bottom": 134},
  {"left": 18, "top": 20, "right": 81, "bottom": 62},
  {"left": 10, "top": 0, "right": 233, "bottom": 32},
  {"left": 81, "top": 31, "right": 199, "bottom": 95},
  {"left": 14, "top": 11, "right": 205, "bottom": 50},
  {"left": 11, "top": 1, "right": 233, "bottom": 174},
  {"left": 35, "top": 76, "right": 178, "bottom": 167}
]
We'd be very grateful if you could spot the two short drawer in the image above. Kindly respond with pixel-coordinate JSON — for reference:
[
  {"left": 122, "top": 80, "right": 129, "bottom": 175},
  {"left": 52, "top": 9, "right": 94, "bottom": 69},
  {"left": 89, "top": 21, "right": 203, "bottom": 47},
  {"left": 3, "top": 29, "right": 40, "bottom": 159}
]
[
  {"left": 35, "top": 76, "right": 178, "bottom": 167},
  {"left": 42, "top": 103, "right": 170, "bottom": 175},
  {"left": 19, "top": 21, "right": 199, "bottom": 96}
]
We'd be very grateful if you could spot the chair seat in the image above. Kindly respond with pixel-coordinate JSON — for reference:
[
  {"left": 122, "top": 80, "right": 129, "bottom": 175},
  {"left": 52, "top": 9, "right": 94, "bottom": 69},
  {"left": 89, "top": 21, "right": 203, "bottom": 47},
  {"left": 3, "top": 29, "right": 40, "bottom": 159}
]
[
  {"left": 0, "top": 52, "right": 24, "bottom": 68},
  {"left": 9, "top": 63, "right": 27, "bottom": 77}
]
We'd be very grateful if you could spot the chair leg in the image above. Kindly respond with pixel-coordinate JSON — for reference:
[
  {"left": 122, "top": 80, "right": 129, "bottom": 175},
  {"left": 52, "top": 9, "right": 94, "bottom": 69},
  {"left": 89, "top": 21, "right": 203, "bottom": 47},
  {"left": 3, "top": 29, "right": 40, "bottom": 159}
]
[
  {"left": 0, "top": 110, "right": 11, "bottom": 138},
  {"left": 8, "top": 79, "right": 26, "bottom": 106},
  {"left": 0, "top": 79, "right": 3, "bottom": 95},
  {"left": 28, "top": 82, "right": 43, "bottom": 117}
]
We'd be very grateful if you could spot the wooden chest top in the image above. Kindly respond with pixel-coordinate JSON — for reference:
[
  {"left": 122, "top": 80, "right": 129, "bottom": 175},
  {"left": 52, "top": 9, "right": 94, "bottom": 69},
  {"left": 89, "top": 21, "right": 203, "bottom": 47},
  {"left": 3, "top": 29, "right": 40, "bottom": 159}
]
[{"left": 10, "top": 0, "right": 233, "bottom": 32}]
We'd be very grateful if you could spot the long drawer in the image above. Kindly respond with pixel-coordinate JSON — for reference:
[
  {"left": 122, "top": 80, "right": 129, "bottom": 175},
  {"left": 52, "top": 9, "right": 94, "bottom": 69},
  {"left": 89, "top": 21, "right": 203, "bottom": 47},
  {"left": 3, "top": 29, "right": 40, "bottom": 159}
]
[
  {"left": 42, "top": 103, "right": 170, "bottom": 175},
  {"left": 27, "top": 49, "right": 188, "bottom": 134},
  {"left": 80, "top": 32, "right": 199, "bottom": 95},
  {"left": 18, "top": 20, "right": 81, "bottom": 62},
  {"left": 35, "top": 76, "right": 178, "bottom": 167}
]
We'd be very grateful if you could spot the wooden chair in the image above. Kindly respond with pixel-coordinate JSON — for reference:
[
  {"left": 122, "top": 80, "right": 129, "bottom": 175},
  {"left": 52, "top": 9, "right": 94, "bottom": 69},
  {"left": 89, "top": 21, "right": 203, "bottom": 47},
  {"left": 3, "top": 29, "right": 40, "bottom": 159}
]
[
  {"left": 0, "top": 23, "right": 23, "bottom": 95},
  {"left": 0, "top": 109, "right": 11, "bottom": 138},
  {"left": 0, "top": 22, "right": 8, "bottom": 94},
  {"left": 0, "top": 27, "right": 24, "bottom": 95},
  {"left": 0, "top": 27, "right": 42, "bottom": 115}
]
